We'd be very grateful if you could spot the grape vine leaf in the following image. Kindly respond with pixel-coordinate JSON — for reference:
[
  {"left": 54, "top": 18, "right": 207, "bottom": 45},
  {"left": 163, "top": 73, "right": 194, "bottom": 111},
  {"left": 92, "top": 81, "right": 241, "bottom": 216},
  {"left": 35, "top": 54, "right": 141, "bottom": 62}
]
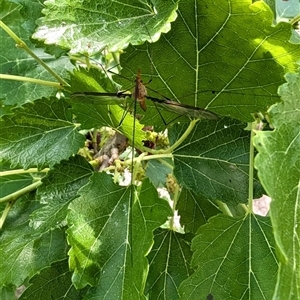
[
  {"left": 30, "top": 155, "right": 94, "bottom": 231},
  {"left": 67, "top": 172, "right": 172, "bottom": 298},
  {"left": 0, "top": 2, "right": 72, "bottom": 107},
  {"left": 19, "top": 259, "right": 88, "bottom": 300},
  {"left": 0, "top": 194, "right": 68, "bottom": 287},
  {"left": 253, "top": 70, "right": 300, "bottom": 299},
  {"left": 118, "top": 0, "right": 300, "bottom": 124},
  {"left": 146, "top": 229, "right": 194, "bottom": 299},
  {"left": 176, "top": 188, "right": 221, "bottom": 234},
  {"left": 32, "top": 0, "right": 179, "bottom": 55},
  {"left": 171, "top": 118, "right": 264, "bottom": 204},
  {"left": 0, "top": 98, "right": 85, "bottom": 169},
  {"left": 179, "top": 214, "right": 278, "bottom": 299}
]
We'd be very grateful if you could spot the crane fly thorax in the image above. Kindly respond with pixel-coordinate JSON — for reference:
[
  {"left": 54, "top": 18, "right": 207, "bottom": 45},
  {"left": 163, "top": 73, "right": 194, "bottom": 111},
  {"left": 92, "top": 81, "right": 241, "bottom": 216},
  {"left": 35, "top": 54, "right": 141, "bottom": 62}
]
[{"left": 133, "top": 70, "right": 147, "bottom": 111}]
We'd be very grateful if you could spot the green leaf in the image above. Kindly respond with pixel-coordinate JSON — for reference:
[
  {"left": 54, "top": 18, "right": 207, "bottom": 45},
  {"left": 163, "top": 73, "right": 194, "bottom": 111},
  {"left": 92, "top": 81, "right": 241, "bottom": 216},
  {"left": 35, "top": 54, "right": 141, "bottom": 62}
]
[
  {"left": 179, "top": 214, "right": 278, "bottom": 299},
  {"left": 146, "top": 229, "right": 194, "bottom": 299},
  {"left": 30, "top": 155, "right": 93, "bottom": 231},
  {"left": 7, "top": 0, "right": 44, "bottom": 33},
  {"left": 172, "top": 118, "right": 264, "bottom": 204},
  {"left": 118, "top": 0, "right": 300, "bottom": 123},
  {"left": 32, "top": 0, "right": 179, "bottom": 54},
  {"left": 19, "top": 259, "right": 88, "bottom": 300},
  {"left": 67, "top": 172, "right": 172, "bottom": 298},
  {"left": 0, "top": 285, "right": 16, "bottom": 300},
  {"left": 0, "top": 194, "right": 68, "bottom": 287},
  {"left": 0, "top": 3, "right": 73, "bottom": 107},
  {"left": 0, "top": 98, "right": 85, "bottom": 169},
  {"left": 253, "top": 70, "right": 300, "bottom": 298},
  {"left": 177, "top": 188, "right": 221, "bottom": 234},
  {"left": 145, "top": 158, "right": 173, "bottom": 188},
  {"left": 68, "top": 67, "right": 118, "bottom": 94}
]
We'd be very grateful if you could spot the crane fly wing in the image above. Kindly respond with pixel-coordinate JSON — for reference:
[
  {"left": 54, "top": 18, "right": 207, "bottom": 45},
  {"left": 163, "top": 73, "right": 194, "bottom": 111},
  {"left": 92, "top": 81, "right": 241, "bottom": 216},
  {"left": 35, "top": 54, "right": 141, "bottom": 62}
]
[
  {"left": 71, "top": 91, "right": 129, "bottom": 105},
  {"left": 146, "top": 96, "right": 218, "bottom": 120}
]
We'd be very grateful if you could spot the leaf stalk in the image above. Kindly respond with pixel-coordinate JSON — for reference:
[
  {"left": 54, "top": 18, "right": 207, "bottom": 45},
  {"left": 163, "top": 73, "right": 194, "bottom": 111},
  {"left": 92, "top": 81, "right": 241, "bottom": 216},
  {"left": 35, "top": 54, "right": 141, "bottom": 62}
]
[
  {"left": 0, "top": 20, "right": 69, "bottom": 87},
  {"left": 0, "top": 74, "right": 62, "bottom": 88},
  {"left": 248, "top": 122, "right": 256, "bottom": 213}
]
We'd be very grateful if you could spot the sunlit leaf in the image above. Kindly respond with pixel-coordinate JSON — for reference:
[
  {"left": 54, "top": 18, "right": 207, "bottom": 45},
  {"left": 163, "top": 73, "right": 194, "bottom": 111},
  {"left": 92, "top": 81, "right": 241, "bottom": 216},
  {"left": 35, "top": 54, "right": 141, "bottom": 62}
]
[
  {"left": 119, "top": 0, "right": 300, "bottom": 123},
  {"left": 253, "top": 70, "right": 300, "bottom": 298},
  {"left": 67, "top": 173, "right": 172, "bottom": 297},
  {"left": 33, "top": 0, "right": 179, "bottom": 54}
]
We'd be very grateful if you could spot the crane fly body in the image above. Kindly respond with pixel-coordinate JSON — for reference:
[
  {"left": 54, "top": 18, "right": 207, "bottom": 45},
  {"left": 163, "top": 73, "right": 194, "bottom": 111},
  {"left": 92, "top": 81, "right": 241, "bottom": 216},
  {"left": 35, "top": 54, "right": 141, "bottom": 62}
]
[
  {"left": 71, "top": 70, "right": 218, "bottom": 122},
  {"left": 133, "top": 69, "right": 147, "bottom": 111}
]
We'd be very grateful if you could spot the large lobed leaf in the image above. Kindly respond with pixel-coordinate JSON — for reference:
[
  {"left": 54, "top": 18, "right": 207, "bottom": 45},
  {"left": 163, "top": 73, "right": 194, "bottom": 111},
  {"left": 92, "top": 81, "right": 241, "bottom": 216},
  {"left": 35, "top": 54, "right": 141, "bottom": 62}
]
[
  {"left": 67, "top": 172, "right": 172, "bottom": 298},
  {"left": 146, "top": 229, "right": 194, "bottom": 299},
  {"left": 0, "top": 193, "right": 68, "bottom": 287},
  {"left": 179, "top": 214, "right": 278, "bottom": 299},
  {"left": 19, "top": 259, "right": 88, "bottom": 300},
  {"left": 30, "top": 155, "right": 94, "bottom": 231},
  {"left": 0, "top": 98, "right": 85, "bottom": 169},
  {"left": 0, "top": 1, "right": 72, "bottom": 108},
  {"left": 118, "top": 0, "right": 300, "bottom": 124},
  {"left": 253, "top": 70, "right": 300, "bottom": 299},
  {"left": 32, "top": 0, "right": 179, "bottom": 55},
  {"left": 172, "top": 118, "right": 264, "bottom": 204},
  {"left": 176, "top": 188, "right": 221, "bottom": 234}
]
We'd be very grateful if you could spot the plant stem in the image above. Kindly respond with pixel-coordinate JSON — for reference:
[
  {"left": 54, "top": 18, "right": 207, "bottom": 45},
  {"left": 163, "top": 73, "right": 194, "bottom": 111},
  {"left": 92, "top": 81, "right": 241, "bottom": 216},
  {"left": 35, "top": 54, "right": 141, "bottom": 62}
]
[
  {"left": 169, "top": 181, "right": 180, "bottom": 231},
  {"left": 131, "top": 152, "right": 147, "bottom": 183},
  {"left": 0, "top": 168, "right": 49, "bottom": 177},
  {"left": 0, "top": 74, "right": 61, "bottom": 88},
  {"left": 0, "top": 20, "right": 69, "bottom": 87},
  {"left": 0, "top": 181, "right": 42, "bottom": 204},
  {"left": 138, "top": 119, "right": 200, "bottom": 155},
  {"left": 167, "top": 119, "right": 199, "bottom": 153},
  {"left": 121, "top": 152, "right": 173, "bottom": 168},
  {"left": 0, "top": 201, "right": 14, "bottom": 230},
  {"left": 0, "top": 181, "right": 42, "bottom": 229},
  {"left": 248, "top": 122, "right": 255, "bottom": 214}
]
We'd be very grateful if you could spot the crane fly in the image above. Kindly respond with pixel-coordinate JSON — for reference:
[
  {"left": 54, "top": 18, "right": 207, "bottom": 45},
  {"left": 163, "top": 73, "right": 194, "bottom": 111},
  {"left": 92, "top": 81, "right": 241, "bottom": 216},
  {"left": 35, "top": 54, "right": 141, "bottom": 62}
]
[{"left": 71, "top": 69, "right": 219, "bottom": 124}]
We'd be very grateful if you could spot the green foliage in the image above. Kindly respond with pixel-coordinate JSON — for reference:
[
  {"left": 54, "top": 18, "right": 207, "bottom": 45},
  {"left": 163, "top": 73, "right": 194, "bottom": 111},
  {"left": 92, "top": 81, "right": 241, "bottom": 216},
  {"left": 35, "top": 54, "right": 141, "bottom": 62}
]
[{"left": 0, "top": 0, "right": 299, "bottom": 299}]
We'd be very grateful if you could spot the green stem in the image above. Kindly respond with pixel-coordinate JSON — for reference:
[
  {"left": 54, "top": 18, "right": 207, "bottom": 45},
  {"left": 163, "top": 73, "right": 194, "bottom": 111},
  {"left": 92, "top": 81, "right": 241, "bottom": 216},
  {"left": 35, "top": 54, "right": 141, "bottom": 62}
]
[
  {"left": 0, "top": 20, "right": 69, "bottom": 87},
  {"left": 248, "top": 122, "right": 255, "bottom": 214},
  {"left": 0, "top": 180, "right": 42, "bottom": 229},
  {"left": 0, "top": 201, "right": 14, "bottom": 230},
  {"left": 131, "top": 152, "right": 147, "bottom": 183},
  {"left": 290, "top": 14, "right": 300, "bottom": 25},
  {"left": 122, "top": 152, "right": 173, "bottom": 168},
  {"left": 0, "top": 180, "right": 42, "bottom": 204},
  {"left": 0, "top": 74, "right": 61, "bottom": 88},
  {"left": 167, "top": 119, "right": 199, "bottom": 153},
  {"left": 0, "top": 168, "right": 49, "bottom": 177},
  {"left": 138, "top": 119, "right": 200, "bottom": 155},
  {"left": 169, "top": 183, "right": 180, "bottom": 231}
]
